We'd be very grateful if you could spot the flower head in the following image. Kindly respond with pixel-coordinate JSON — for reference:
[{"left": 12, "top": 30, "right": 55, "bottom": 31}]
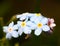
[
  {"left": 47, "top": 18, "right": 56, "bottom": 33},
  {"left": 3, "top": 22, "right": 18, "bottom": 39},
  {"left": 16, "top": 12, "right": 29, "bottom": 21},
  {"left": 31, "top": 17, "right": 50, "bottom": 36},
  {"left": 30, "top": 13, "right": 44, "bottom": 22},
  {"left": 17, "top": 21, "right": 33, "bottom": 36},
  {"left": 48, "top": 18, "right": 56, "bottom": 28}
]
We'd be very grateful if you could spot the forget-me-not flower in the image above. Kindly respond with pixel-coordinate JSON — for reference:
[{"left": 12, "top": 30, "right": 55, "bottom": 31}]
[
  {"left": 17, "top": 21, "right": 33, "bottom": 36},
  {"left": 16, "top": 12, "right": 29, "bottom": 21},
  {"left": 3, "top": 22, "right": 18, "bottom": 39},
  {"left": 30, "top": 13, "right": 44, "bottom": 22},
  {"left": 30, "top": 17, "right": 50, "bottom": 36},
  {"left": 48, "top": 18, "right": 56, "bottom": 28}
]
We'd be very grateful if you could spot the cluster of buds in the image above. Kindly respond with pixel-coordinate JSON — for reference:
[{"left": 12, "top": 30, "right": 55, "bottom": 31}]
[{"left": 3, "top": 12, "right": 56, "bottom": 39}]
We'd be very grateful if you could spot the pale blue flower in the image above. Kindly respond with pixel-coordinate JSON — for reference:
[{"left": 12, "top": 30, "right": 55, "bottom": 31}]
[
  {"left": 16, "top": 13, "right": 36, "bottom": 21},
  {"left": 30, "top": 13, "right": 44, "bottom": 22},
  {"left": 3, "top": 22, "right": 18, "bottom": 39},
  {"left": 16, "top": 13, "right": 43, "bottom": 22},
  {"left": 17, "top": 21, "right": 33, "bottom": 36},
  {"left": 30, "top": 17, "right": 50, "bottom": 36},
  {"left": 16, "top": 12, "right": 29, "bottom": 21}
]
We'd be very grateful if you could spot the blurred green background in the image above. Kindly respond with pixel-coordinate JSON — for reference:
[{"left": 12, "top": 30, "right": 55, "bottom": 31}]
[{"left": 0, "top": 0, "right": 60, "bottom": 46}]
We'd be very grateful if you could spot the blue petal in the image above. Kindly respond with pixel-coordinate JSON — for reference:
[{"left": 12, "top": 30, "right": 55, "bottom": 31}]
[
  {"left": 30, "top": 16, "right": 39, "bottom": 24},
  {"left": 28, "top": 13, "right": 34, "bottom": 18},
  {"left": 17, "top": 21, "right": 21, "bottom": 24},
  {"left": 11, "top": 31, "right": 18, "bottom": 38},
  {"left": 16, "top": 14, "right": 22, "bottom": 18},
  {"left": 17, "top": 21, "right": 21, "bottom": 27},
  {"left": 34, "top": 28, "right": 42, "bottom": 36},
  {"left": 6, "top": 33, "right": 12, "bottom": 39},
  {"left": 19, "top": 12, "right": 29, "bottom": 20},
  {"left": 13, "top": 25, "right": 18, "bottom": 30},
  {"left": 41, "top": 17, "right": 48, "bottom": 24},
  {"left": 9, "top": 21, "right": 14, "bottom": 27},
  {"left": 3, "top": 26, "right": 8, "bottom": 33},
  {"left": 20, "top": 15, "right": 27, "bottom": 20},
  {"left": 42, "top": 25, "right": 50, "bottom": 32},
  {"left": 30, "top": 16, "right": 36, "bottom": 22},
  {"left": 18, "top": 28, "right": 23, "bottom": 36},
  {"left": 38, "top": 15, "right": 44, "bottom": 21},
  {"left": 27, "top": 21, "right": 36, "bottom": 30},
  {"left": 22, "top": 12, "right": 29, "bottom": 16},
  {"left": 24, "top": 27, "right": 31, "bottom": 34}
]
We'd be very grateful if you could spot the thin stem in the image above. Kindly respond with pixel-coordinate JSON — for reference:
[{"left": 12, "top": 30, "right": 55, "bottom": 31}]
[{"left": 25, "top": 34, "right": 31, "bottom": 39}]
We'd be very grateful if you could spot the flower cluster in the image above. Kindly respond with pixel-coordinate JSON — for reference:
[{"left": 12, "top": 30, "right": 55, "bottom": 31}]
[{"left": 3, "top": 12, "right": 56, "bottom": 39}]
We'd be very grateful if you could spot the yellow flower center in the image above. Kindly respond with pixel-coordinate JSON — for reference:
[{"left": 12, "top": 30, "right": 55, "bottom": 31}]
[
  {"left": 35, "top": 13, "right": 41, "bottom": 16},
  {"left": 37, "top": 23, "right": 43, "bottom": 28},
  {"left": 8, "top": 27, "right": 13, "bottom": 32},
  {"left": 21, "top": 22, "right": 26, "bottom": 27}
]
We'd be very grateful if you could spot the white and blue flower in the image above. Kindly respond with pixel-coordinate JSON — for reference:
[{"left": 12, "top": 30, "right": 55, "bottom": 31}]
[
  {"left": 30, "top": 13, "right": 44, "bottom": 22},
  {"left": 30, "top": 17, "right": 50, "bottom": 36},
  {"left": 3, "top": 22, "right": 18, "bottom": 39},
  {"left": 16, "top": 13, "right": 50, "bottom": 36},
  {"left": 16, "top": 12, "right": 29, "bottom": 21},
  {"left": 16, "top": 12, "right": 37, "bottom": 21},
  {"left": 17, "top": 21, "right": 33, "bottom": 36}
]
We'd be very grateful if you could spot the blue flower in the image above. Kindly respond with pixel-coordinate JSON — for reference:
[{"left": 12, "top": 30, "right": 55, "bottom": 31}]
[
  {"left": 16, "top": 12, "right": 29, "bottom": 21},
  {"left": 16, "top": 13, "right": 36, "bottom": 21},
  {"left": 3, "top": 22, "right": 18, "bottom": 39},
  {"left": 30, "top": 17, "right": 50, "bottom": 36},
  {"left": 30, "top": 13, "right": 44, "bottom": 22},
  {"left": 17, "top": 21, "right": 32, "bottom": 36}
]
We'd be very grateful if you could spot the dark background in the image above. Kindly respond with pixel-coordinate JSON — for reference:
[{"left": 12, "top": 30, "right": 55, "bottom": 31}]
[{"left": 0, "top": 0, "right": 60, "bottom": 46}]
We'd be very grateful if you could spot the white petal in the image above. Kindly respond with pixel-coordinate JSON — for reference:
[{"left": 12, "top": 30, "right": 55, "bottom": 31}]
[
  {"left": 25, "top": 17, "right": 28, "bottom": 22},
  {"left": 27, "top": 21, "right": 33, "bottom": 25},
  {"left": 41, "top": 17, "right": 48, "bottom": 24},
  {"left": 34, "top": 28, "right": 42, "bottom": 36},
  {"left": 16, "top": 14, "right": 22, "bottom": 18},
  {"left": 24, "top": 27, "right": 31, "bottom": 34},
  {"left": 50, "top": 23, "right": 56, "bottom": 27},
  {"left": 17, "top": 21, "right": 21, "bottom": 24},
  {"left": 18, "top": 28, "right": 23, "bottom": 36},
  {"left": 11, "top": 31, "right": 18, "bottom": 38},
  {"left": 29, "top": 25, "right": 36, "bottom": 30},
  {"left": 17, "top": 21, "right": 21, "bottom": 27},
  {"left": 27, "top": 21, "right": 36, "bottom": 30},
  {"left": 19, "top": 13, "right": 29, "bottom": 20},
  {"left": 22, "top": 12, "right": 29, "bottom": 16},
  {"left": 50, "top": 18, "right": 54, "bottom": 23},
  {"left": 13, "top": 25, "right": 18, "bottom": 30},
  {"left": 9, "top": 22, "right": 14, "bottom": 27},
  {"left": 42, "top": 25, "right": 50, "bottom": 32},
  {"left": 30, "top": 16, "right": 39, "bottom": 24},
  {"left": 3, "top": 26, "right": 8, "bottom": 33},
  {"left": 6, "top": 33, "right": 12, "bottom": 39},
  {"left": 30, "top": 16, "right": 36, "bottom": 22},
  {"left": 34, "top": 18, "right": 40, "bottom": 24},
  {"left": 38, "top": 15, "right": 43, "bottom": 21},
  {"left": 20, "top": 15, "right": 27, "bottom": 20},
  {"left": 28, "top": 13, "right": 34, "bottom": 18}
]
